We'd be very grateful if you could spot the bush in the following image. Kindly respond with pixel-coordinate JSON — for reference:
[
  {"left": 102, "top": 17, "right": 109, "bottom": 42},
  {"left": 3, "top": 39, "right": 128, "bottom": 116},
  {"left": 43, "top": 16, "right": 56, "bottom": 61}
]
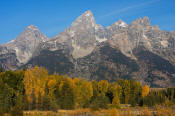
[
  {"left": 9, "top": 106, "right": 23, "bottom": 116},
  {"left": 90, "top": 95, "right": 110, "bottom": 110},
  {"left": 0, "top": 109, "right": 4, "bottom": 116}
]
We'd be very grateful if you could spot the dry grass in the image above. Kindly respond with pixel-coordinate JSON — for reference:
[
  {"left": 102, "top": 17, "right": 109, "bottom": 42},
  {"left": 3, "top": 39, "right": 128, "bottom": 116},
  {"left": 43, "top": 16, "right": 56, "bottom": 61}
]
[{"left": 4, "top": 107, "right": 175, "bottom": 116}]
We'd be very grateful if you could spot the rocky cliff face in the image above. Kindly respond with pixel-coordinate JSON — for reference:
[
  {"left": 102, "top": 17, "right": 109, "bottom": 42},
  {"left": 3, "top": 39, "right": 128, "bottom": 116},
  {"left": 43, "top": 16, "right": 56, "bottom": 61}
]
[
  {"left": 51, "top": 10, "right": 107, "bottom": 59},
  {"left": 1, "top": 10, "right": 175, "bottom": 87},
  {"left": 0, "top": 46, "right": 19, "bottom": 70},
  {"left": 0, "top": 25, "right": 48, "bottom": 69}
]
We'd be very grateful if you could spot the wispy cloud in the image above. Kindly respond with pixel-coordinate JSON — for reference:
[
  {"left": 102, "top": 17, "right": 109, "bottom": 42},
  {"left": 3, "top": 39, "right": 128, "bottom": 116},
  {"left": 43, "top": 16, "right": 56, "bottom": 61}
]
[{"left": 101, "top": 0, "right": 160, "bottom": 18}]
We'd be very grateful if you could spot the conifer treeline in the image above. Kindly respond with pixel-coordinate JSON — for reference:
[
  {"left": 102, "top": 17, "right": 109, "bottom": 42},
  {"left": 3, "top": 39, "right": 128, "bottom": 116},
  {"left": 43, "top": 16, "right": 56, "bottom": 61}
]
[{"left": 0, "top": 66, "right": 175, "bottom": 115}]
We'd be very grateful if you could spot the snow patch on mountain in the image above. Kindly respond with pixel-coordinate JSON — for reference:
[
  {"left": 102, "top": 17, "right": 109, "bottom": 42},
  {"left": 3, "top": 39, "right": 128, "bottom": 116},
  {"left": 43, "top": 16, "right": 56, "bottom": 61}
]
[
  {"left": 95, "top": 36, "right": 107, "bottom": 42},
  {"left": 114, "top": 20, "right": 128, "bottom": 27}
]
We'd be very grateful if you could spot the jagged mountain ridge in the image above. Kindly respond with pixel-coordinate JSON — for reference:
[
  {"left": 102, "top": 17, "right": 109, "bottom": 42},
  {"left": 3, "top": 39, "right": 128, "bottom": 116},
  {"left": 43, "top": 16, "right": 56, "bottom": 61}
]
[
  {"left": 1, "top": 10, "right": 175, "bottom": 87},
  {"left": 0, "top": 25, "right": 48, "bottom": 69}
]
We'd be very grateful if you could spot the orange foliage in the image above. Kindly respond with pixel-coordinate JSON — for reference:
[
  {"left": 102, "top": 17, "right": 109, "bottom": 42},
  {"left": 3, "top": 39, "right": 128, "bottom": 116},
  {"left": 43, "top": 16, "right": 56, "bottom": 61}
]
[{"left": 142, "top": 85, "right": 149, "bottom": 98}]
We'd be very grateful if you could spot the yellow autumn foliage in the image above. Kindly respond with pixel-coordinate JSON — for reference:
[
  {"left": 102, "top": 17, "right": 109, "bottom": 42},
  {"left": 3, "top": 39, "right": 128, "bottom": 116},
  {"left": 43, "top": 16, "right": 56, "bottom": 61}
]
[
  {"left": 142, "top": 85, "right": 149, "bottom": 98},
  {"left": 23, "top": 66, "right": 49, "bottom": 108}
]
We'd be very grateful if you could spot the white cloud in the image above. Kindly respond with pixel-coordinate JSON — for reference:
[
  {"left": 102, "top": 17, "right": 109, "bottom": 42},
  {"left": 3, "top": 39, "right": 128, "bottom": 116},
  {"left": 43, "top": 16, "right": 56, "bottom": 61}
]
[{"left": 102, "top": 0, "right": 160, "bottom": 18}]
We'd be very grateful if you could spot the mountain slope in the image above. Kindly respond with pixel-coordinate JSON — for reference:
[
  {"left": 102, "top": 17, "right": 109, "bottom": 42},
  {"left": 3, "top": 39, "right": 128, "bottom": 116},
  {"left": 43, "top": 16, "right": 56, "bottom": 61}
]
[{"left": 0, "top": 25, "right": 48, "bottom": 69}]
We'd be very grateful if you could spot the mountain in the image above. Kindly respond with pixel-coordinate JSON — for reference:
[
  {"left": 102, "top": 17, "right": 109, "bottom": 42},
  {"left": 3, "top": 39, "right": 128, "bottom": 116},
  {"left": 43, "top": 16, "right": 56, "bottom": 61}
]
[
  {"left": 0, "top": 25, "right": 48, "bottom": 70},
  {"left": 51, "top": 10, "right": 107, "bottom": 59},
  {"left": 1, "top": 10, "right": 175, "bottom": 87}
]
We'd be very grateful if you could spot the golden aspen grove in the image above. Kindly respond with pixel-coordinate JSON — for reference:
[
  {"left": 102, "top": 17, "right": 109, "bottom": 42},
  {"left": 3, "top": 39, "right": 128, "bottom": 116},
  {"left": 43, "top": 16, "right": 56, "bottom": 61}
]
[{"left": 0, "top": 66, "right": 175, "bottom": 116}]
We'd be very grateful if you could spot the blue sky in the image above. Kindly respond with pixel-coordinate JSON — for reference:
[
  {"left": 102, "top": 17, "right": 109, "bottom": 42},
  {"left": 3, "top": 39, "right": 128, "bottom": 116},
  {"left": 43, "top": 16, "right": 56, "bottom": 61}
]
[{"left": 0, "top": 0, "right": 175, "bottom": 43}]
